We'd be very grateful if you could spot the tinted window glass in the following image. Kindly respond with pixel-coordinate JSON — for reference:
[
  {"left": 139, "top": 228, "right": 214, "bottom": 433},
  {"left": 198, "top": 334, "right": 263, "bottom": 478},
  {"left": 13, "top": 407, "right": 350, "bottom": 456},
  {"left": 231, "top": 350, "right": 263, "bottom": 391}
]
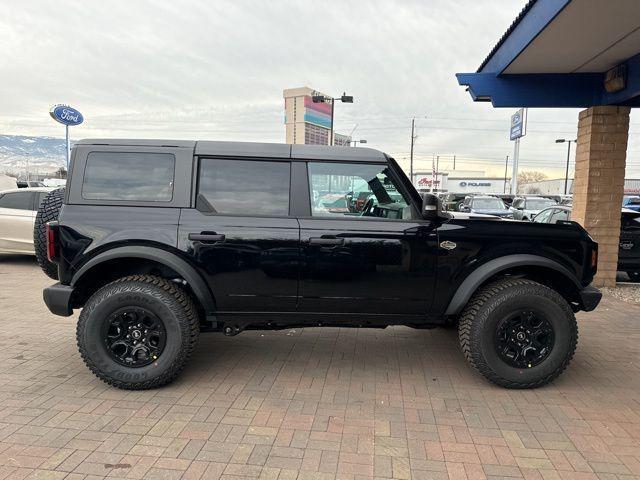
[
  {"left": 308, "top": 162, "right": 412, "bottom": 220},
  {"left": 82, "top": 152, "right": 175, "bottom": 201},
  {"left": 549, "top": 209, "right": 570, "bottom": 223},
  {"left": 198, "top": 159, "right": 290, "bottom": 216},
  {"left": 0, "top": 191, "right": 33, "bottom": 210}
]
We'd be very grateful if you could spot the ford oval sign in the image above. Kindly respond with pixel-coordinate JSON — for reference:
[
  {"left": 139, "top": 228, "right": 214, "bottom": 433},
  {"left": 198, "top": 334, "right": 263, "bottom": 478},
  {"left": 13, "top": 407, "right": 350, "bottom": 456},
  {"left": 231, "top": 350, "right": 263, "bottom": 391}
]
[{"left": 49, "top": 105, "right": 84, "bottom": 126}]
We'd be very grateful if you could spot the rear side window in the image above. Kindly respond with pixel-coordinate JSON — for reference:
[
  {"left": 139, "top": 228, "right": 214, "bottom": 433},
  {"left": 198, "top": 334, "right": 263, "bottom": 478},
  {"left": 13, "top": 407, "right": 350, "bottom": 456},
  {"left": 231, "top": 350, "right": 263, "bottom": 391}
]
[
  {"left": 82, "top": 152, "right": 175, "bottom": 201},
  {"left": 198, "top": 159, "right": 290, "bottom": 216},
  {"left": 0, "top": 191, "right": 33, "bottom": 210}
]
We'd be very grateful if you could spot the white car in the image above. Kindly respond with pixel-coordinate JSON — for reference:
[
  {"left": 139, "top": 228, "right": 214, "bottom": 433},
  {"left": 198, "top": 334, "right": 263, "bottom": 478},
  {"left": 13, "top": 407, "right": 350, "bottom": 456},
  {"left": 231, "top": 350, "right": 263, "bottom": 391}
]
[{"left": 0, "top": 187, "right": 54, "bottom": 254}]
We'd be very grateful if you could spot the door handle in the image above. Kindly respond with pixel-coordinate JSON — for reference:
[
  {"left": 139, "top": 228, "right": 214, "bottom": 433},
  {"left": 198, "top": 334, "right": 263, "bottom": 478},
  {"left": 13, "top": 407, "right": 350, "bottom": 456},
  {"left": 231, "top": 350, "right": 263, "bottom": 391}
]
[
  {"left": 188, "top": 232, "right": 226, "bottom": 243},
  {"left": 309, "top": 237, "right": 344, "bottom": 246}
]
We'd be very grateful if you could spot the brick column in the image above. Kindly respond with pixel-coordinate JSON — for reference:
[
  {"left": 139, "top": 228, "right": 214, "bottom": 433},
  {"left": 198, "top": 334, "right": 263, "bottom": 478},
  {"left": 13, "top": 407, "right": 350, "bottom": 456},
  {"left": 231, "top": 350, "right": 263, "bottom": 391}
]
[{"left": 572, "top": 106, "right": 630, "bottom": 287}]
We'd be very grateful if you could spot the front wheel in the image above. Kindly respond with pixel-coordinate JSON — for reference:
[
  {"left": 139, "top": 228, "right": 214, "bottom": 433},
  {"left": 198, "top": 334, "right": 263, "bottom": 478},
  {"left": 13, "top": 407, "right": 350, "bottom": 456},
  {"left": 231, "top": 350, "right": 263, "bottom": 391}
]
[
  {"left": 76, "top": 275, "right": 200, "bottom": 389},
  {"left": 458, "top": 278, "right": 577, "bottom": 388}
]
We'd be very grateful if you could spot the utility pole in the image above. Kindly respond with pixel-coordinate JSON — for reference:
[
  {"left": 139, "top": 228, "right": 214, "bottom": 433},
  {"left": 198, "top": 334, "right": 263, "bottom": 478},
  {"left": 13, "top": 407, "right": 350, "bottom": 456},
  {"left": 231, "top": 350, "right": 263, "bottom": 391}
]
[
  {"left": 453, "top": 155, "right": 456, "bottom": 170},
  {"left": 503, "top": 155, "right": 509, "bottom": 193},
  {"left": 329, "top": 99, "right": 335, "bottom": 146},
  {"left": 435, "top": 155, "right": 440, "bottom": 192},
  {"left": 409, "top": 118, "right": 416, "bottom": 183}
]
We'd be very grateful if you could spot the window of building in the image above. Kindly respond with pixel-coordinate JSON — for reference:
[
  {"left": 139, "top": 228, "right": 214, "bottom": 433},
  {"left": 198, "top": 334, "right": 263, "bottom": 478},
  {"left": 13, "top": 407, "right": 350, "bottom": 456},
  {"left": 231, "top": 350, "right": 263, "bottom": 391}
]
[
  {"left": 304, "top": 123, "right": 329, "bottom": 145},
  {"left": 82, "top": 152, "right": 175, "bottom": 201},
  {"left": 198, "top": 159, "right": 290, "bottom": 216},
  {"left": 308, "top": 162, "right": 412, "bottom": 220},
  {"left": 0, "top": 191, "right": 33, "bottom": 210}
]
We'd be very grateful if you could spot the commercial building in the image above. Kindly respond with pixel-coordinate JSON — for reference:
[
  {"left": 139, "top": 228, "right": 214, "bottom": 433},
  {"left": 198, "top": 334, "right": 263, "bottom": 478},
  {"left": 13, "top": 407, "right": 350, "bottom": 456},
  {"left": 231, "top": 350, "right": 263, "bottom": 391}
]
[
  {"left": 412, "top": 170, "right": 510, "bottom": 194},
  {"left": 520, "top": 178, "right": 640, "bottom": 195},
  {"left": 283, "top": 87, "right": 351, "bottom": 146}
]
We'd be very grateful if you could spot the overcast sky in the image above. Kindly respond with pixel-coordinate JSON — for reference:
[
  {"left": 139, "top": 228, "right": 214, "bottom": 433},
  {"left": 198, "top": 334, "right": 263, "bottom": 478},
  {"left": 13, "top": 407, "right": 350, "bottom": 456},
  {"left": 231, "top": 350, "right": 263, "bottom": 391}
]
[{"left": 2, "top": 0, "right": 639, "bottom": 177}]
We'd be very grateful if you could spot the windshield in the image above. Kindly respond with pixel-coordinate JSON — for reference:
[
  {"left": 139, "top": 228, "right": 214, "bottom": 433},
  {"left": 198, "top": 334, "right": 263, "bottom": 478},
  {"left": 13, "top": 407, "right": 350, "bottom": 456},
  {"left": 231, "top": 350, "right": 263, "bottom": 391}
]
[
  {"left": 624, "top": 196, "right": 640, "bottom": 205},
  {"left": 526, "top": 198, "right": 556, "bottom": 209},
  {"left": 472, "top": 198, "right": 505, "bottom": 209}
]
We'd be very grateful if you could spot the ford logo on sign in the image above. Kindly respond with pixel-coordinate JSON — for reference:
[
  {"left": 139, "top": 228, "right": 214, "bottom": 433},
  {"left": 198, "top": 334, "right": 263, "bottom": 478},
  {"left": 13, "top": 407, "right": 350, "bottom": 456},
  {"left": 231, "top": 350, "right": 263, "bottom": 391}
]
[{"left": 49, "top": 105, "right": 84, "bottom": 126}]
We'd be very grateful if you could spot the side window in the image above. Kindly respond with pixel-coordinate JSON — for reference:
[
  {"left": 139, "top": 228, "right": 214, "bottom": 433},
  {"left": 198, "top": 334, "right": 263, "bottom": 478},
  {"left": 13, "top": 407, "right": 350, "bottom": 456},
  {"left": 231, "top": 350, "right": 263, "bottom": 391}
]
[
  {"left": 82, "top": 152, "right": 175, "bottom": 201},
  {"left": 513, "top": 199, "right": 523, "bottom": 209},
  {"left": 549, "top": 209, "right": 570, "bottom": 223},
  {"left": 198, "top": 159, "right": 290, "bottom": 216},
  {"left": 0, "top": 192, "right": 33, "bottom": 210},
  {"left": 533, "top": 208, "right": 553, "bottom": 223},
  {"left": 307, "top": 162, "right": 413, "bottom": 220}
]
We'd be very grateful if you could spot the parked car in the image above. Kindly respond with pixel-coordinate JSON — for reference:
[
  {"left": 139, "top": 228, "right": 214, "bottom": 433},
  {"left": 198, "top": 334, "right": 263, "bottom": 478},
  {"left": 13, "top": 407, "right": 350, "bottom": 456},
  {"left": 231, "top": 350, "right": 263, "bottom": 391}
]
[
  {"left": 622, "top": 195, "right": 640, "bottom": 212},
  {"left": 458, "top": 195, "right": 513, "bottom": 218},
  {"left": 441, "top": 192, "right": 472, "bottom": 211},
  {"left": 17, "top": 180, "right": 46, "bottom": 188},
  {"left": 510, "top": 196, "right": 558, "bottom": 221},
  {"left": 533, "top": 205, "right": 640, "bottom": 281},
  {"left": 0, "top": 187, "right": 53, "bottom": 254},
  {"left": 41, "top": 139, "right": 601, "bottom": 390}
]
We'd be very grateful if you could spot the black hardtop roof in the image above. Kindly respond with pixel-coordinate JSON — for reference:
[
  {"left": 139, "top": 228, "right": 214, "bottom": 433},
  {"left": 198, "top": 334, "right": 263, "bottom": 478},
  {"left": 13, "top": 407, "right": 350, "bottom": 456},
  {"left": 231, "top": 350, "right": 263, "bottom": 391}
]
[{"left": 75, "top": 139, "right": 388, "bottom": 162}]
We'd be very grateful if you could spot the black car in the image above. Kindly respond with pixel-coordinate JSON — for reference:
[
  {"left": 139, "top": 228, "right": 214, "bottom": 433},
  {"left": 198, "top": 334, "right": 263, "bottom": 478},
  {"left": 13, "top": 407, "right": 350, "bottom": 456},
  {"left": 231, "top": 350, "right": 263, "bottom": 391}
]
[
  {"left": 533, "top": 205, "right": 640, "bottom": 281},
  {"left": 39, "top": 140, "right": 601, "bottom": 390}
]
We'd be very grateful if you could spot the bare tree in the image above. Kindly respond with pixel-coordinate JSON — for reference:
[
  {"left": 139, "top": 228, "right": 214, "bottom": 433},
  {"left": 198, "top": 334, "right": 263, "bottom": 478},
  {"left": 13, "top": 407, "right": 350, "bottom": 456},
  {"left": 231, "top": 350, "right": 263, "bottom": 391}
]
[{"left": 518, "top": 171, "right": 547, "bottom": 185}]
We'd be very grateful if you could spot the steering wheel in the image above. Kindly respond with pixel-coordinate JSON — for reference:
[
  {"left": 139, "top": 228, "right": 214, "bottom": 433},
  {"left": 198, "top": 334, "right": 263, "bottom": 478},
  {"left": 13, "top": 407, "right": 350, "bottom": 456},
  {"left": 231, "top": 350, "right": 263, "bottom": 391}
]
[{"left": 360, "top": 197, "right": 374, "bottom": 216}]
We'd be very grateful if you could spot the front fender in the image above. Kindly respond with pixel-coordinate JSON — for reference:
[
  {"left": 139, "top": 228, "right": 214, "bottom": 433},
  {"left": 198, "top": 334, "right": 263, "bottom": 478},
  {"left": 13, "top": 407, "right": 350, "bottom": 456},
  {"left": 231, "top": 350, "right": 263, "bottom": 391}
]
[{"left": 444, "top": 254, "right": 582, "bottom": 316}]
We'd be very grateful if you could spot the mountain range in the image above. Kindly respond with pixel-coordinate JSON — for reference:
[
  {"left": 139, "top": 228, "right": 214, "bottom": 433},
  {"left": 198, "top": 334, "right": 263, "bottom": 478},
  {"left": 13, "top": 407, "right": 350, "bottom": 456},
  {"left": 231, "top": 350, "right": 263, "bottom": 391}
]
[{"left": 0, "top": 135, "right": 69, "bottom": 174}]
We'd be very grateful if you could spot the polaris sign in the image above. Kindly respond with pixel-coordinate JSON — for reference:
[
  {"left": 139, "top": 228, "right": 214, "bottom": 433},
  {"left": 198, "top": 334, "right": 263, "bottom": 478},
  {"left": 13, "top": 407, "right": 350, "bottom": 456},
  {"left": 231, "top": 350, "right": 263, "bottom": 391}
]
[{"left": 49, "top": 105, "right": 84, "bottom": 126}]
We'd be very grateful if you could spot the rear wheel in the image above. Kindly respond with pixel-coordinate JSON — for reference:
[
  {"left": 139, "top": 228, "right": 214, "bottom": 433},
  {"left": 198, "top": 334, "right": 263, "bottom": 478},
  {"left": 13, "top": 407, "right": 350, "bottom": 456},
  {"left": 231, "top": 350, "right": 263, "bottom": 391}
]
[
  {"left": 458, "top": 278, "right": 577, "bottom": 388},
  {"left": 34, "top": 187, "right": 65, "bottom": 279},
  {"left": 76, "top": 275, "right": 200, "bottom": 390},
  {"left": 627, "top": 271, "right": 640, "bottom": 282}
]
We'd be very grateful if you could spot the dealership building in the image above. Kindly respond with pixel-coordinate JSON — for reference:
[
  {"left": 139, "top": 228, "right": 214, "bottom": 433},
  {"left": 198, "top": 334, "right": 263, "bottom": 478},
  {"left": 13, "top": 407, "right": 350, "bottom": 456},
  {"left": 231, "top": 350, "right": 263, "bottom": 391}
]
[
  {"left": 412, "top": 170, "right": 510, "bottom": 194},
  {"left": 283, "top": 87, "right": 351, "bottom": 146}
]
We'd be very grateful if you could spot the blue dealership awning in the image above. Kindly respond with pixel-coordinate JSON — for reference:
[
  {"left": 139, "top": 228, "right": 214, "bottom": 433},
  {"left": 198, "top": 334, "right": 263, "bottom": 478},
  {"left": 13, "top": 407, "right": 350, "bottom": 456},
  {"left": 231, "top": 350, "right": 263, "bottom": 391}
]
[{"left": 456, "top": 0, "right": 640, "bottom": 108}]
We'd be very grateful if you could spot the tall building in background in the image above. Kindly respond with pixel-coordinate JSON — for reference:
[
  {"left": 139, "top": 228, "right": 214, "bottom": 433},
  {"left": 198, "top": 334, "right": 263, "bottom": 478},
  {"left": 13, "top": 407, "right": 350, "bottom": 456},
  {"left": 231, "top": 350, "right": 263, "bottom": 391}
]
[{"left": 283, "top": 87, "right": 351, "bottom": 145}]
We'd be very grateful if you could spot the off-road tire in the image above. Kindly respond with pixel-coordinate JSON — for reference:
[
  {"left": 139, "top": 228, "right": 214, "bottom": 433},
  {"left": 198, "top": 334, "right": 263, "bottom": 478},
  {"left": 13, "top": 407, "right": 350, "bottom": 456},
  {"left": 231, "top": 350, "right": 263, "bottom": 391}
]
[
  {"left": 76, "top": 275, "right": 200, "bottom": 390},
  {"left": 34, "top": 187, "right": 65, "bottom": 279},
  {"left": 627, "top": 271, "right": 640, "bottom": 282},
  {"left": 458, "top": 278, "right": 578, "bottom": 388}
]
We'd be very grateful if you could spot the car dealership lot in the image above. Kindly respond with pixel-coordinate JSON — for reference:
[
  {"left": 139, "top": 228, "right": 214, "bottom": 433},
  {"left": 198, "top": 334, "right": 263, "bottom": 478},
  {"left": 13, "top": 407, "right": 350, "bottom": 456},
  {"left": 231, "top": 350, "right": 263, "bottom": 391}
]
[{"left": 1, "top": 256, "right": 639, "bottom": 480}]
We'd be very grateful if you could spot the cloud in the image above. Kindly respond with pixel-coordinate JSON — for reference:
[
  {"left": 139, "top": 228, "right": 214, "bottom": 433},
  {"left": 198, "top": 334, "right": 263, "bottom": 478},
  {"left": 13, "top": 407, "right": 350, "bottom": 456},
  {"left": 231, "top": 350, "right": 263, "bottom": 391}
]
[{"left": 1, "top": 0, "right": 638, "bottom": 177}]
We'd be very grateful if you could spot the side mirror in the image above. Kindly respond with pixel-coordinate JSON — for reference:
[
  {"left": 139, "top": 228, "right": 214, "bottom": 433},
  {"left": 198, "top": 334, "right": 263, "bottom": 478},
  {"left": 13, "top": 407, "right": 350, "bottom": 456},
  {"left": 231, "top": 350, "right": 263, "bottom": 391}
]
[
  {"left": 422, "top": 193, "right": 446, "bottom": 220},
  {"left": 459, "top": 205, "right": 470, "bottom": 212}
]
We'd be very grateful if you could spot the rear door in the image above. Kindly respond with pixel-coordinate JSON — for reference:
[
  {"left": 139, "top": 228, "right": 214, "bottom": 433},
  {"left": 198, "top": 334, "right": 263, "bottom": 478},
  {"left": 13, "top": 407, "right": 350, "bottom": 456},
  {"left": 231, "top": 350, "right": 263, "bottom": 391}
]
[
  {"left": 297, "top": 160, "right": 437, "bottom": 316},
  {"left": 0, "top": 191, "right": 36, "bottom": 253},
  {"left": 178, "top": 157, "right": 299, "bottom": 313}
]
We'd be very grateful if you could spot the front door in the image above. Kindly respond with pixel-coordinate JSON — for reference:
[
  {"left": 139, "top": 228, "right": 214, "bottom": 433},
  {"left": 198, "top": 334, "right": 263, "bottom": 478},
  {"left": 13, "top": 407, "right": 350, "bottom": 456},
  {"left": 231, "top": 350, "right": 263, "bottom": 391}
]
[
  {"left": 298, "top": 161, "right": 437, "bottom": 316},
  {"left": 178, "top": 158, "right": 299, "bottom": 313}
]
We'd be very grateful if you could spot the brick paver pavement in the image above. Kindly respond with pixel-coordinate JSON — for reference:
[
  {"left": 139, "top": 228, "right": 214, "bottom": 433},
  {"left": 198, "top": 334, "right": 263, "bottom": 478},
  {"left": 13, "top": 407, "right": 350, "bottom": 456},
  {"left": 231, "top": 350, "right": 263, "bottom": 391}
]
[{"left": 0, "top": 255, "right": 639, "bottom": 480}]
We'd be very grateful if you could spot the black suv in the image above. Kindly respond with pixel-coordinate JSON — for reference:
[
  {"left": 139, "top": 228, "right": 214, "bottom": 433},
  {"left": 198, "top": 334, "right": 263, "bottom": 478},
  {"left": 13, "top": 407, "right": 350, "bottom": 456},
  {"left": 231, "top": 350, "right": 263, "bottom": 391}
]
[{"left": 40, "top": 140, "right": 601, "bottom": 390}]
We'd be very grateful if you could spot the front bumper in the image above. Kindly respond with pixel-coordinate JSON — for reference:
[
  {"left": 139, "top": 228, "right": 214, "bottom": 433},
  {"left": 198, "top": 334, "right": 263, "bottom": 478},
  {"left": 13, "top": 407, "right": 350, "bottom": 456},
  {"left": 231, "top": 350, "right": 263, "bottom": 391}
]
[
  {"left": 43, "top": 283, "right": 74, "bottom": 317},
  {"left": 579, "top": 285, "right": 602, "bottom": 312}
]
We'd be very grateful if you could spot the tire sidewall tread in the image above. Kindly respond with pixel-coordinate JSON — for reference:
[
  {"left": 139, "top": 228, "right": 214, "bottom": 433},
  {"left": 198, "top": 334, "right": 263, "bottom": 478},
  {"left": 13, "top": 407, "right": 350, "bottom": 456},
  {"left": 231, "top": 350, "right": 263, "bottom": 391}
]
[
  {"left": 76, "top": 274, "right": 199, "bottom": 390},
  {"left": 458, "top": 278, "right": 578, "bottom": 389}
]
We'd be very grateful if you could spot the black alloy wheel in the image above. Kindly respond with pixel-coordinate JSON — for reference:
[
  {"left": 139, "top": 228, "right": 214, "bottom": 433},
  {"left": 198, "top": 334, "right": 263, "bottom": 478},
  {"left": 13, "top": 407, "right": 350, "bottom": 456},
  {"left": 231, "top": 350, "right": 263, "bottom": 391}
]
[
  {"left": 104, "top": 307, "right": 166, "bottom": 367},
  {"left": 495, "top": 310, "right": 555, "bottom": 369}
]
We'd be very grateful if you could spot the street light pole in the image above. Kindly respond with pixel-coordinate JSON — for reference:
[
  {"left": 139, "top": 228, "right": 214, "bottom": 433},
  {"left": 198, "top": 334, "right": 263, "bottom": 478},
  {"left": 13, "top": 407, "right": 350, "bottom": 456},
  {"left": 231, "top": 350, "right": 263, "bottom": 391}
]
[
  {"left": 409, "top": 118, "right": 415, "bottom": 182},
  {"left": 312, "top": 92, "right": 353, "bottom": 147},
  {"left": 556, "top": 139, "right": 576, "bottom": 195},
  {"left": 503, "top": 155, "right": 509, "bottom": 194}
]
